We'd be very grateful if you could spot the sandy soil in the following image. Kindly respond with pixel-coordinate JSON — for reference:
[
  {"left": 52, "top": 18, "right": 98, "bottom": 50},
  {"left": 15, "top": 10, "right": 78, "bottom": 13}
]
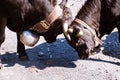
[{"left": 0, "top": 0, "right": 120, "bottom": 80}]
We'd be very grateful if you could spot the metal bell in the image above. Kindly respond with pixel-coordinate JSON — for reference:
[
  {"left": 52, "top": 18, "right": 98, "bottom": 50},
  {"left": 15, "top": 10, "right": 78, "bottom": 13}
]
[{"left": 20, "top": 30, "right": 40, "bottom": 47}]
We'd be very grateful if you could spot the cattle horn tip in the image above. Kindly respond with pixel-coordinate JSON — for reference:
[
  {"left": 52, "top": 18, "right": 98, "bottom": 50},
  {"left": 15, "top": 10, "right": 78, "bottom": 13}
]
[
  {"left": 68, "top": 28, "right": 73, "bottom": 33},
  {"left": 77, "top": 30, "right": 84, "bottom": 37}
]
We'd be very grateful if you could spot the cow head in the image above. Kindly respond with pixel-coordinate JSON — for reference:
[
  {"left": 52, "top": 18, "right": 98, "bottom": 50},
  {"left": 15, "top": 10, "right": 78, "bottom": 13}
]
[{"left": 63, "top": 17, "right": 102, "bottom": 59}]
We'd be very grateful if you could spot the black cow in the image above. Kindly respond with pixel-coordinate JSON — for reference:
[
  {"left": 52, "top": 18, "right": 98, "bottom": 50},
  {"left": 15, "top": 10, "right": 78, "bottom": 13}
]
[
  {"left": 0, "top": 0, "right": 68, "bottom": 68},
  {"left": 63, "top": 0, "right": 120, "bottom": 59}
]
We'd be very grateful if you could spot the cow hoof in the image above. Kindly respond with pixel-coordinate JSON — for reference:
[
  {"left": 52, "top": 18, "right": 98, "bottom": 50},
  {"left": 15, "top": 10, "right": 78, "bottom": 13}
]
[{"left": 19, "top": 56, "right": 29, "bottom": 61}]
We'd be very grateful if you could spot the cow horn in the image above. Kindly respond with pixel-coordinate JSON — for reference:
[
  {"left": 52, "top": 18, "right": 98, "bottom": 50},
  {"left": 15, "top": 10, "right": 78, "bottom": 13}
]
[
  {"left": 76, "top": 30, "right": 84, "bottom": 37},
  {"left": 63, "top": 22, "right": 71, "bottom": 41},
  {"left": 68, "top": 27, "right": 73, "bottom": 33}
]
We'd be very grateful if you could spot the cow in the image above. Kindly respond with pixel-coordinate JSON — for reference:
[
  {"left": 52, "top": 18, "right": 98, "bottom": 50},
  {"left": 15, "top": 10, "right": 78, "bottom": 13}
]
[
  {"left": 62, "top": 0, "right": 120, "bottom": 59},
  {"left": 0, "top": 0, "right": 69, "bottom": 68}
]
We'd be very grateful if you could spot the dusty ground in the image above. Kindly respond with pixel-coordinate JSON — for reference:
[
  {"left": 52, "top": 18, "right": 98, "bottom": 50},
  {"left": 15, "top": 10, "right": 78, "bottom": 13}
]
[{"left": 0, "top": 0, "right": 120, "bottom": 80}]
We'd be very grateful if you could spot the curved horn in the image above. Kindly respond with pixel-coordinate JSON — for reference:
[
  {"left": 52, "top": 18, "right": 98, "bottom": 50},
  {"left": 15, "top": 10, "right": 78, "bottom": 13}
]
[
  {"left": 68, "top": 27, "right": 73, "bottom": 34},
  {"left": 76, "top": 30, "right": 84, "bottom": 37},
  {"left": 63, "top": 22, "right": 71, "bottom": 41}
]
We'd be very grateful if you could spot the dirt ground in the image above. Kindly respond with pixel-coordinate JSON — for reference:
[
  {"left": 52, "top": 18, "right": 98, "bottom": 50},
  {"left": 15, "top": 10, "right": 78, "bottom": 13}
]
[{"left": 0, "top": 0, "right": 120, "bottom": 80}]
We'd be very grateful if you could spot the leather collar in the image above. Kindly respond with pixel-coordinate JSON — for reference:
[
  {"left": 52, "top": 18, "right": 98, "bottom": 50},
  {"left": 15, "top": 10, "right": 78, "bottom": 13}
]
[
  {"left": 30, "top": 5, "right": 62, "bottom": 33},
  {"left": 74, "top": 18, "right": 102, "bottom": 46}
]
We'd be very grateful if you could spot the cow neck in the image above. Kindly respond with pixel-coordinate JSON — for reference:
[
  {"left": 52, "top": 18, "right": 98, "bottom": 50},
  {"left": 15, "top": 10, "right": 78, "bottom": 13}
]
[
  {"left": 45, "top": 5, "right": 62, "bottom": 24},
  {"left": 74, "top": 18, "right": 102, "bottom": 45},
  {"left": 29, "top": 5, "right": 62, "bottom": 33}
]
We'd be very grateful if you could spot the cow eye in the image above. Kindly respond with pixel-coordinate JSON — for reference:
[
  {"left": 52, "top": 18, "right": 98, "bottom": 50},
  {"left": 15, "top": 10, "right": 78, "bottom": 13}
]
[{"left": 83, "top": 26, "right": 87, "bottom": 29}]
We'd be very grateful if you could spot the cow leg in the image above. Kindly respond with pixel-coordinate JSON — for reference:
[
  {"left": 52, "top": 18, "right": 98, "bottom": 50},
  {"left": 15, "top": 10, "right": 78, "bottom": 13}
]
[
  {"left": 16, "top": 34, "right": 29, "bottom": 60},
  {"left": 0, "top": 16, "right": 6, "bottom": 69}
]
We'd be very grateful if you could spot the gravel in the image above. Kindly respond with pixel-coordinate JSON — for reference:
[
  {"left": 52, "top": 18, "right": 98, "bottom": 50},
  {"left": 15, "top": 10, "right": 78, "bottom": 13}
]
[{"left": 0, "top": 0, "right": 120, "bottom": 80}]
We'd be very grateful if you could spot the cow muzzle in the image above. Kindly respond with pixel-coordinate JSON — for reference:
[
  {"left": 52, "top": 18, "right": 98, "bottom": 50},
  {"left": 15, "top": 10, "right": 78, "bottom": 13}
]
[{"left": 20, "top": 30, "right": 40, "bottom": 47}]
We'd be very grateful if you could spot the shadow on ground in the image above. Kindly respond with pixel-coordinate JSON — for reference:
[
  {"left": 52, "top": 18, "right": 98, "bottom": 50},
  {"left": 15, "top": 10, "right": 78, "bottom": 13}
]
[
  {"left": 101, "top": 31, "right": 120, "bottom": 59},
  {"left": 1, "top": 32, "right": 120, "bottom": 69},
  {"left": 88, "top": 58, "right": 120, "bottom": 66},
  {"left": 1, "top": 38, "right": 78, "bottom": 69}
]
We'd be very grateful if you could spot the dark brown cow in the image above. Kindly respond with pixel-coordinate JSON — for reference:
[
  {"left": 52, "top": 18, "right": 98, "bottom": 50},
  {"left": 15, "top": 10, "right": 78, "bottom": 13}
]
[
  {"left": 0, "top": 0, "right": 68, "bottom": 67},
  {"left": 63, "top": 0, "right": 120, "bottom": 59}
]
